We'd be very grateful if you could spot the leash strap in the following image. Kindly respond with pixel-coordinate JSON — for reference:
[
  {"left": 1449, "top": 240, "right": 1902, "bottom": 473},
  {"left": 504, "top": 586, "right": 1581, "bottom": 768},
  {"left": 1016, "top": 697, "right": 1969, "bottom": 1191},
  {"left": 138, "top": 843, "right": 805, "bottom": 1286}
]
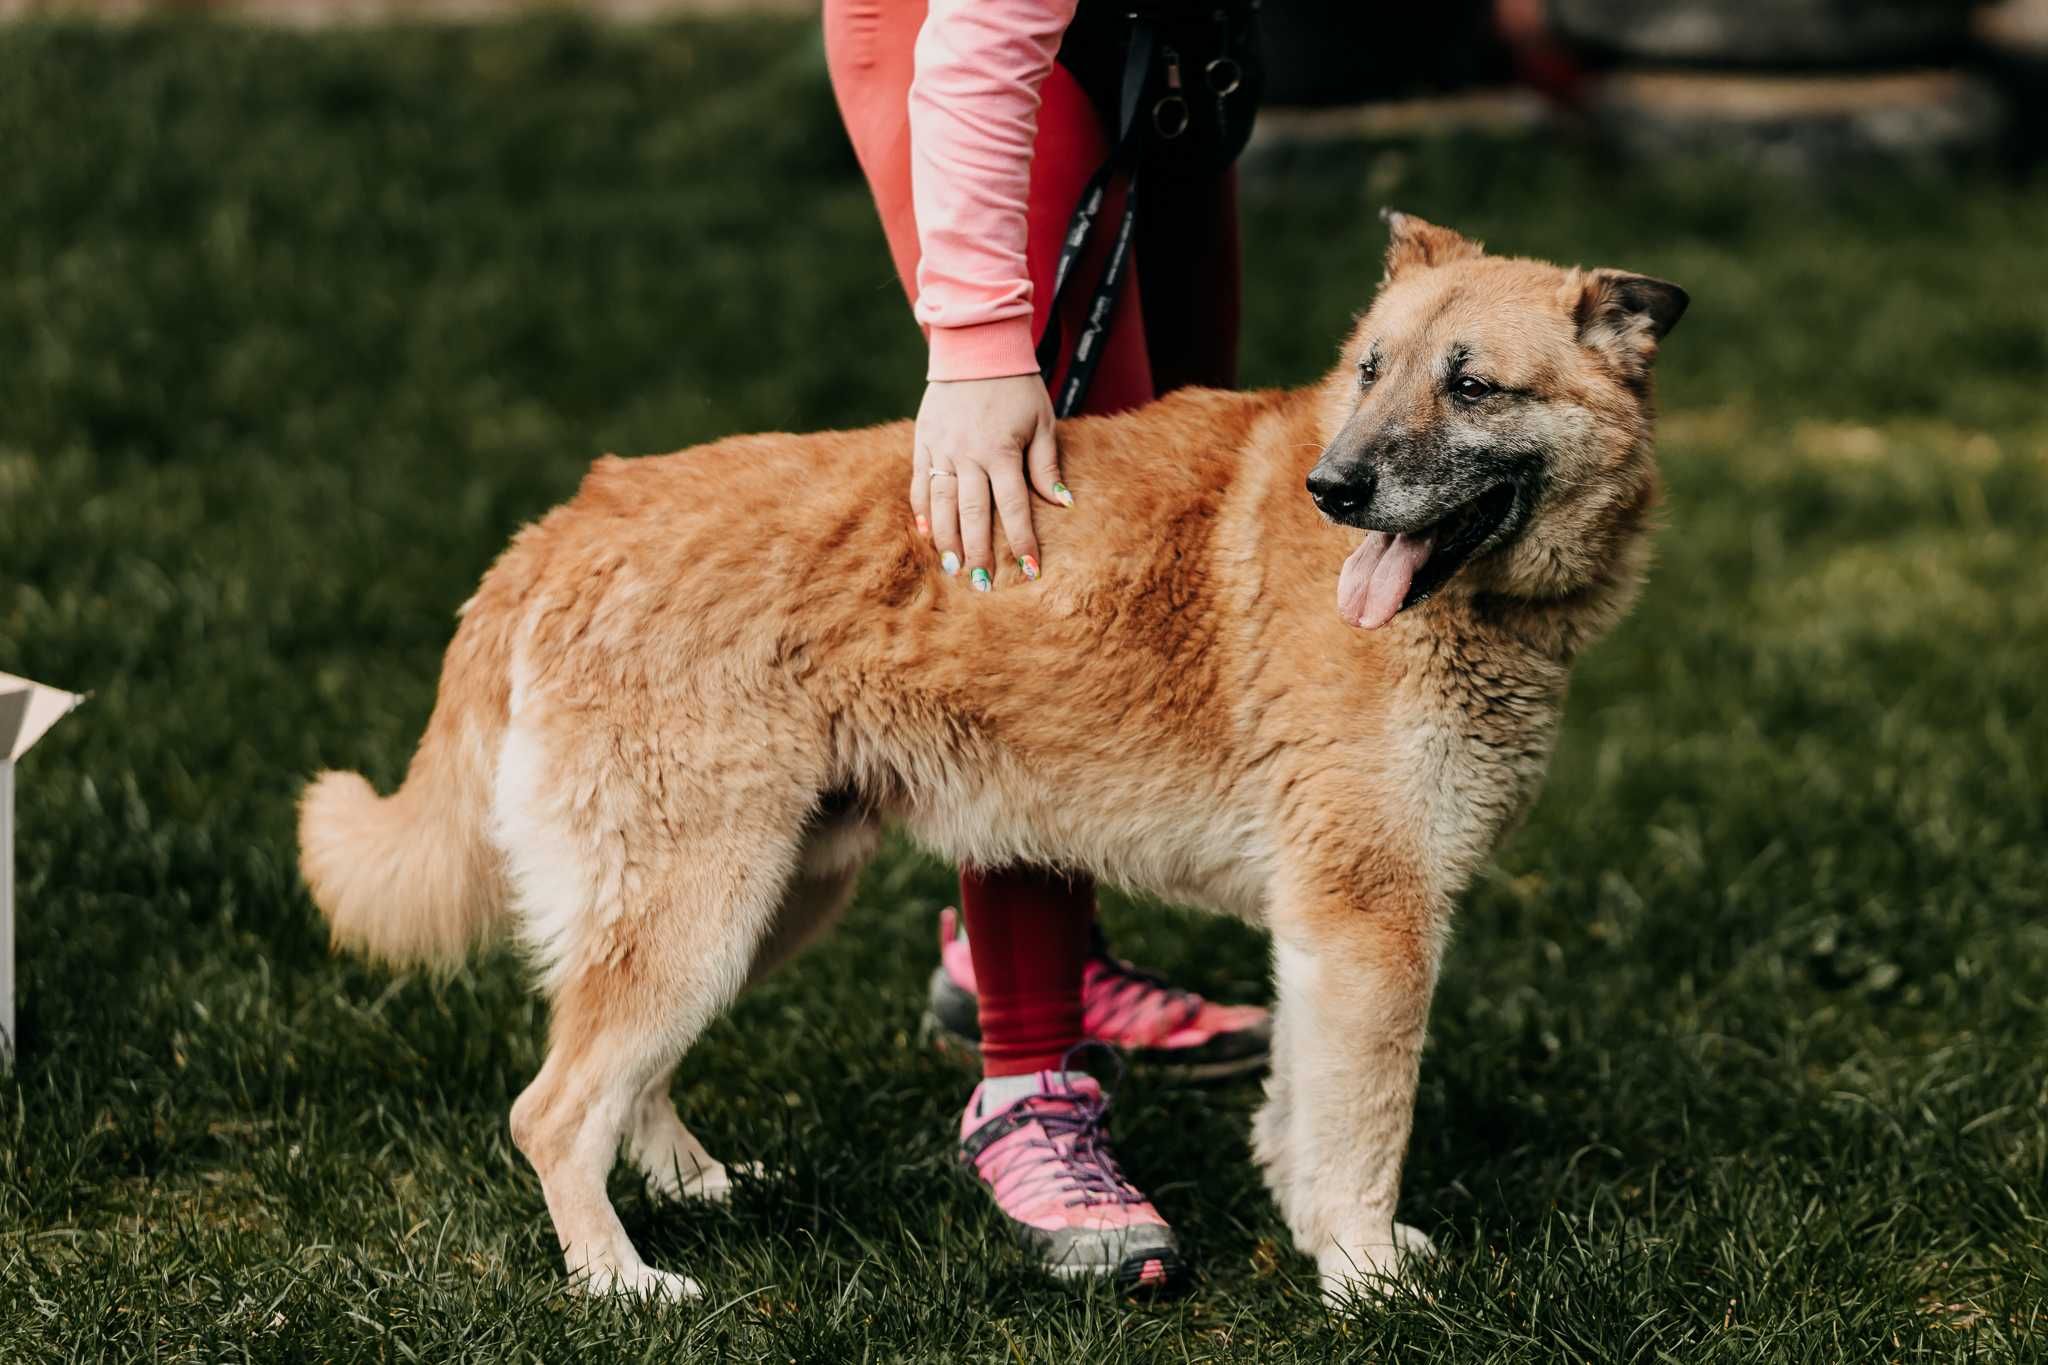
[
  {"left": 1036, "top": 18, "right": 1155, "bottom": 418},
  {"left": 1047, "top": 168, "right": 1140, "bottom": 418}
]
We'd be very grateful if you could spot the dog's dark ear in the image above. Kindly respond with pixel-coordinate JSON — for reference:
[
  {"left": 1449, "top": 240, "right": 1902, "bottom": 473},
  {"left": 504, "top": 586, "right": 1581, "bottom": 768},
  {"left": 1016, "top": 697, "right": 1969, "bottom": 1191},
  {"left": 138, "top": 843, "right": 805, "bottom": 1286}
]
[
  {"left": 1571, "top": 269, "right": 1688, "bottom": 382},
  {"left": 1379, "top": 208, "right": 1484, "bottom": 281},
  {"left": 1575, "top": 270, "right": 1688, "bottom": 346}
]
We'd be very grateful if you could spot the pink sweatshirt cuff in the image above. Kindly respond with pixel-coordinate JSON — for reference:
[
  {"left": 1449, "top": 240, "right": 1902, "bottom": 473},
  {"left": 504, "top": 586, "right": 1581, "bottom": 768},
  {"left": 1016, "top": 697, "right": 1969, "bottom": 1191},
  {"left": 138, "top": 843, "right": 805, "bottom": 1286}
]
[{"left": 926, "top": 317, "right": 1041, "bottom": 382}]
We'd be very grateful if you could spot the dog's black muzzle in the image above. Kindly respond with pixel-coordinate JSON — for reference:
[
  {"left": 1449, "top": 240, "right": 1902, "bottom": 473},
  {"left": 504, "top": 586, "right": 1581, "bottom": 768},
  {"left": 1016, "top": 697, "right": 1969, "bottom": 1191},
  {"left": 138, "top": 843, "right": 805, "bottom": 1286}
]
[
  {"left": 1307, "top": 443, "right": 1544, "bottom": 611},
  {"left": 1307, "top": 453, "right": 1485, "bottom": 538}
]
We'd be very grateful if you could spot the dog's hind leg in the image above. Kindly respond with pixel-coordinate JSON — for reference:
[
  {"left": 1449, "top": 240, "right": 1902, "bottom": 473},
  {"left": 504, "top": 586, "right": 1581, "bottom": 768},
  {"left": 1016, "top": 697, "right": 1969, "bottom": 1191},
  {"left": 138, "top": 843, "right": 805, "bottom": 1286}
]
[
  {"left": 626, "top": 813, "right": 879, "bottom": 1206},
  {"left": 624, "top": 1069, "right": 738, "bottom": 1206},
  {"left": 508, "top": 832, "right": 803, "bottom": 1299},
  {"left": 746, "top": 806, "right": 880, "bottom": 986},
  {"left": 497, "top": 714, "right": 817, "bottom": 1299}
]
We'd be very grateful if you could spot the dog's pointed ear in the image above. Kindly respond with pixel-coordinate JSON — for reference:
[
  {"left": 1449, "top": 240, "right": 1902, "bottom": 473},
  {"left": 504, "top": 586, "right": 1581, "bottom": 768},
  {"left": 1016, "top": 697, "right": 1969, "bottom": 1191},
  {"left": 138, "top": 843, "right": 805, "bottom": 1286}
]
[
  {"left": 1573, "top": 270, "right": 1689, "bottom": 347},
  {"left": 1569, "top": 269, "right": 1688, "bottom": 382},
  {"left": 1379, "top": 208, "right": 1484, "bottom": 282}
]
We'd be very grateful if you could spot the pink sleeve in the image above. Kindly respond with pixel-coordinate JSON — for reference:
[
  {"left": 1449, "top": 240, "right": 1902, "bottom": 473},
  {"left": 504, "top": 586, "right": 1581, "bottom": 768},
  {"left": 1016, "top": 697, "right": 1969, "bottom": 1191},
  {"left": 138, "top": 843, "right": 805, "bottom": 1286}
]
[{"left": 909, "top": 0, "right": 1080, "bottom": 382}]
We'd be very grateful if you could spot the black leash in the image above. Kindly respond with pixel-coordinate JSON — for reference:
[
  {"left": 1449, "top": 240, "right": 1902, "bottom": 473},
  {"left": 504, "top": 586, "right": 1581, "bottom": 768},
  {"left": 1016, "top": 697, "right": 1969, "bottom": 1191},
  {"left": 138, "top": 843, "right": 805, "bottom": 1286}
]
[{"left": 1035, "top": 18, "right": 1156, "bottom": 418}]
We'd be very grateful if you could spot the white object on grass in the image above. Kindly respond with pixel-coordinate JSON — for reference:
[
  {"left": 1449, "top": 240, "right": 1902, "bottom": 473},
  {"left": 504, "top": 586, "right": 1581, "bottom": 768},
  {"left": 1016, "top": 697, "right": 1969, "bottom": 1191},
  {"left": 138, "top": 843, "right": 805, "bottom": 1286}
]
[{"left": 0, "top": 672, "right": 86, "bottom": 1067}]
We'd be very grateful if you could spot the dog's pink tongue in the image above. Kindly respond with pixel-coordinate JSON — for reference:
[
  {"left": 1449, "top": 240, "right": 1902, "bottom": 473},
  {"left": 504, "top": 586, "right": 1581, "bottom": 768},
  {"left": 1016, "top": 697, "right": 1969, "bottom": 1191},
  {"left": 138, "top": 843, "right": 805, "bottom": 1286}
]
[{"left": 1336, "top": 531, "right": 1434, "bottom": 630}]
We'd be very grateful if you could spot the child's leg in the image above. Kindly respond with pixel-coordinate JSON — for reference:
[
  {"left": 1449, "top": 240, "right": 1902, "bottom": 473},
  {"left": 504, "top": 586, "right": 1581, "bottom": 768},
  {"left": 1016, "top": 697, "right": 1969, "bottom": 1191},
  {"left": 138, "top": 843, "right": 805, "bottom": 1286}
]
[
  {"left": 828, "top": 2, "right": 1194, "bottom": 1291},
  {"left": 826, "top": 0, "right": 1153, "bottom": 1084},
  {"left": 956, "top": 865, "right": 1092, "bottom": 1074}
]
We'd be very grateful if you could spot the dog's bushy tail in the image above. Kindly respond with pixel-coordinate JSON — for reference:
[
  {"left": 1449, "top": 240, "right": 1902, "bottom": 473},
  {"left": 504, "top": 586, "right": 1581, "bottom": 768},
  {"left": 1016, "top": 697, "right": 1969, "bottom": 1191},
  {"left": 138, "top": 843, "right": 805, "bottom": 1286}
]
[{"left": 298, "top": 624, "right": 510, "bottom": 971}]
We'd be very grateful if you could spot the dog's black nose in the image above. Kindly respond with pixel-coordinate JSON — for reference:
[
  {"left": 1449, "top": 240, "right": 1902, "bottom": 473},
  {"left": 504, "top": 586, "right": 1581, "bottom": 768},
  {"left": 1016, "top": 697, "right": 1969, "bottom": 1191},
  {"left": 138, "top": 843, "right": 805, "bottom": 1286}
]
[{"left": 1307, "top": 466, "right": 1374, "bottom": 520}]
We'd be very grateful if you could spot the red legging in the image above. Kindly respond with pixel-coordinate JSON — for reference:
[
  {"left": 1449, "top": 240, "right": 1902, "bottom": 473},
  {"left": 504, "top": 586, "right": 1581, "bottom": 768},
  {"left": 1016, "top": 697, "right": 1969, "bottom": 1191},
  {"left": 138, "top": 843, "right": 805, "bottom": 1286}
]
[{"left": 825, "top": 0, "right": 1240, "bottom": 1075}]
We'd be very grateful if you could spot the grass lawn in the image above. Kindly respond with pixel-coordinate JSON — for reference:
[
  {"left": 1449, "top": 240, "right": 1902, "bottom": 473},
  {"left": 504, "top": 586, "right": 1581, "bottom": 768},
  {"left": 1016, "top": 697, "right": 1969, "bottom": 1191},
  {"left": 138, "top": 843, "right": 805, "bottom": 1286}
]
[{"left": 3, "top": 18, "right": 2046, "bottom": 1362}]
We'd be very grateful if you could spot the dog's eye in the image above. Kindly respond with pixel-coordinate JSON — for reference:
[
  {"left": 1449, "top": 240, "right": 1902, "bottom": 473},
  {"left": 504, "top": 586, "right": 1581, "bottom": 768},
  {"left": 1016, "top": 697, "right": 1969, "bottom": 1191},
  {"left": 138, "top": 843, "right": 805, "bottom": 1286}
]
[
  {"left": 1452, "top": 375, "right": 1494, "bottom": 403},
  {"left": 1358, "top": 357, "right": 1379, "bottom": 390}
]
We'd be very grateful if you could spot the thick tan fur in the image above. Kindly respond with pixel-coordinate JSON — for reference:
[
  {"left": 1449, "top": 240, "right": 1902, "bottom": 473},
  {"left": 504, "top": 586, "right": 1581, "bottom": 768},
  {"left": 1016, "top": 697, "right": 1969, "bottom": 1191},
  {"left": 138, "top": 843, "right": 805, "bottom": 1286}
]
[
  {"left": 299, "top": 592, "right": 515, "bottom": 967},
  {"left": 298, "top": 218, "right": 1680, "bottom": 1302}
]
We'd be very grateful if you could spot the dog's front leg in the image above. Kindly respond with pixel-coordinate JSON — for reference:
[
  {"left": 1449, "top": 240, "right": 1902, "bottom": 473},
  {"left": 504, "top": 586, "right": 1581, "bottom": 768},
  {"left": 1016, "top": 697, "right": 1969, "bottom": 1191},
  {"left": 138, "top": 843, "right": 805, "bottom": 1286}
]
[{"left": 1264, "top": 878, "right": 1442, "bottom": 1305}]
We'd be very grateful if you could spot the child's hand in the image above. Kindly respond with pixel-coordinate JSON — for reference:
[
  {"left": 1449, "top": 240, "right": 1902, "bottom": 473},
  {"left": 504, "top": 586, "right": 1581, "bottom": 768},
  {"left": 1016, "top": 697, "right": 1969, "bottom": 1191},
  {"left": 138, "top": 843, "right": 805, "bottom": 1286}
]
[{"left": 911, "top": 374, "right": 1070, "bottom": 590}]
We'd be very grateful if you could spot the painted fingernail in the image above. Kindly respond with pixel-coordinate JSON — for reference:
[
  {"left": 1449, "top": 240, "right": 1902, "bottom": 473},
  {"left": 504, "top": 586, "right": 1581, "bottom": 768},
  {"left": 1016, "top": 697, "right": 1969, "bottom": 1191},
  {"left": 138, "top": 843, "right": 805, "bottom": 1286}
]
[
  {"left": 916, "top": 514, "right": 930, "bottom": 537},
  {"left": 1053, "top": 482, "right": 1075, "bottom": 507},
  {"left": 970, "top": 567, "right": 992, "bottom": 592},
  {"left": 1017, "top": 554, "right": 1040, "bottom": 581},
  {"left": 941, "top": 550, "right": 960, "bottom": 575}
]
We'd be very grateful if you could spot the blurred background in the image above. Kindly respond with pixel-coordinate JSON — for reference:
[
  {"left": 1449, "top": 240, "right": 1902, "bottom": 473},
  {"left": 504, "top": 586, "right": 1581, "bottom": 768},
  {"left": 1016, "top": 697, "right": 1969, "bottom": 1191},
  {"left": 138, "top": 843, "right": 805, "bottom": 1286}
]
[
  {"left": 5, "top": 0, "right": 2046, "bottom": 168},
  {"left": 1, "top": 1, "right": 2044, "bottom": 1359}
]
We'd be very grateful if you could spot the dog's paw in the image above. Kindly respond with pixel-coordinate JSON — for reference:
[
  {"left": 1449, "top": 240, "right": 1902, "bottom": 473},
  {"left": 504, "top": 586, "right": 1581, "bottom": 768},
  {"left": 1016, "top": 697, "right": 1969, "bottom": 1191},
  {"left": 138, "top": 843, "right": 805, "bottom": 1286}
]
[
  {"left": 1316, "top": 1223, "right": 1436, "bottom": 1307},
  {"left": 576, "top": 1260, "right": 702, "bottom": 1303}
]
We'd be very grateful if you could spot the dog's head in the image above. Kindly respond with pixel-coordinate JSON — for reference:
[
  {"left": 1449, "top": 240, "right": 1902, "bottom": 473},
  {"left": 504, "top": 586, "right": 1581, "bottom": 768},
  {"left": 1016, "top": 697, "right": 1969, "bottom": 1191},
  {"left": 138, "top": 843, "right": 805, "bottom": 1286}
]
[{"left": 1309, "top": 211, "right": 1686, "bottom": 630}]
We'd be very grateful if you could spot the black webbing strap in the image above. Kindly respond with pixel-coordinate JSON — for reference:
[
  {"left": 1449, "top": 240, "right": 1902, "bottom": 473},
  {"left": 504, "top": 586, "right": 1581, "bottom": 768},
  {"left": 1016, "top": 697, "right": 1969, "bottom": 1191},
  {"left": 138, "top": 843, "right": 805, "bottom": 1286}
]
[
  {"left": 1047, "top": 167, "right": 1140, "bottom": 417},
  {"left": 1035, "top": 18, "right": 1155, "bottom": 418}
]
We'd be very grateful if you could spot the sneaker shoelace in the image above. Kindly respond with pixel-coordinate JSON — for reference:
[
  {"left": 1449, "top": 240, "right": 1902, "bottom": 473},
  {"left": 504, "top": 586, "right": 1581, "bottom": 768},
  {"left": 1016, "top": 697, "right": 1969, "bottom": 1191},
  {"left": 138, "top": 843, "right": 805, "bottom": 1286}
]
[
  {"left": 1083, "top": 954, "right": 1205, "bottom": 1046},
  {"left": 978, "top": 1047, "right": 1149, "bottom": 1212},
  {"left": 990, "top": 1090, "right": 1147, "bottom": 1210}
]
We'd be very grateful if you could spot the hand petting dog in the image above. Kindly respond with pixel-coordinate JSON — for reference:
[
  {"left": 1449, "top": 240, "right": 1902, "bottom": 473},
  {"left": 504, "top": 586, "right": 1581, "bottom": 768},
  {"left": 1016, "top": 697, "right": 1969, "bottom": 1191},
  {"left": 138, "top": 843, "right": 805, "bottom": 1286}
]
[{"left": 912, "top": 373, "right": 1068, "bottom": 592}]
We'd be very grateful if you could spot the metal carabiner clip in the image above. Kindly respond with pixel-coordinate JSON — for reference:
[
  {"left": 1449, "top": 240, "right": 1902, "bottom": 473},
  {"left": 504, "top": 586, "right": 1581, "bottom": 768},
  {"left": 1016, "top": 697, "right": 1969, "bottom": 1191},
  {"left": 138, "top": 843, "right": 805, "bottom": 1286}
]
[
  {"left": 1153, "top": 45, "right": 1191, "bottom": 139},
  {"left": 1153, "top": 95, "right": 1190, "bottom": 138}
]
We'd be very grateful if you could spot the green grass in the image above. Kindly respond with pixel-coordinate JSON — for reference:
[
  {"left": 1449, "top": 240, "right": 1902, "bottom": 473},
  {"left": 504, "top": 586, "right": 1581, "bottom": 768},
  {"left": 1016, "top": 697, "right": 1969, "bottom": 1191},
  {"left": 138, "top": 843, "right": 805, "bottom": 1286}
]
[{"left": 3, "top": 18, "right": 2046, "bottom": 1362}]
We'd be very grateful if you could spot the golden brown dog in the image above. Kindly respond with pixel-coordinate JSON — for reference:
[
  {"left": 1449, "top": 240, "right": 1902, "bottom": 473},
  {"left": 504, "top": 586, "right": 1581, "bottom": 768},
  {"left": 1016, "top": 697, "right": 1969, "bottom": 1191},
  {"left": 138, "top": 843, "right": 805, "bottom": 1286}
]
[{"left": 298, "top": 213, "right": 1686, "bottom": 1302}]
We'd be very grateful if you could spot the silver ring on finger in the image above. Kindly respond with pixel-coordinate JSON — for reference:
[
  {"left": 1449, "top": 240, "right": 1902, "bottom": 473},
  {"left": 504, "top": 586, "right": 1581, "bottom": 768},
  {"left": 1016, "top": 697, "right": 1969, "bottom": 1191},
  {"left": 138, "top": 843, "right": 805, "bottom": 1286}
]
[{"left": 929, "top": 468, "right": 957, "bottom": 483}]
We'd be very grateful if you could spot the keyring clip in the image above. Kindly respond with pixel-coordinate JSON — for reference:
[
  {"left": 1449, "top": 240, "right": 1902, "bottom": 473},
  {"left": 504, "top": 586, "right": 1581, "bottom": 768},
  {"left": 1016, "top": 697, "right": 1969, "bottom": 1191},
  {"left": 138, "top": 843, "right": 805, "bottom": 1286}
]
[
  {"left": 1205, "top": 56, "right": 1243, "bottom": 96},
  {"left": 1152, "top": 95, "right": 1190, "bottom": 139}
]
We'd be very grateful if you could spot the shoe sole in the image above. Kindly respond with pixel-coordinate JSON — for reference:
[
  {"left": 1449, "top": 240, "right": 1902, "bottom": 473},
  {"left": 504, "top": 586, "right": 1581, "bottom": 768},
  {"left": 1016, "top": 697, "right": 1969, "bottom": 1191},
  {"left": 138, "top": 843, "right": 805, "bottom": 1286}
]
[
  {"left": 948, "top": 1143, "right": 1192, "bottom": 1296},
  {"left": 921, "top": 1010, "right": 1268, "bottom": 1085},
  {"left": 1047, "top": 1245, "right": 1190, "bottom": 1296}
]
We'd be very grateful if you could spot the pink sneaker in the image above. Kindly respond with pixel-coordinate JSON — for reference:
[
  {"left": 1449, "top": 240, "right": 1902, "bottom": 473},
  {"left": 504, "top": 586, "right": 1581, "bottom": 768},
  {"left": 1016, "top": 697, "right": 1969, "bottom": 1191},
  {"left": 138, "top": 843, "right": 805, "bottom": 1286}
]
[
  {"left": 958, "top": 1069, "right": 1184, "bottom": 1291},
  {"left": 927, "top": 909, "right": 1272, "bottom": 1083}
]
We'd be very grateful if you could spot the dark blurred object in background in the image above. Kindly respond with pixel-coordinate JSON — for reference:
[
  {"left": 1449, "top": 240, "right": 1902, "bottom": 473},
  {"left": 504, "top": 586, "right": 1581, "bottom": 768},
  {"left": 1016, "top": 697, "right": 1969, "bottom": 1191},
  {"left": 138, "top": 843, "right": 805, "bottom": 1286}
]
[
  {"left": 1584, "top": 69, "right": 2006, "bottom": 175},
  {"left": 1978, "top": 0, "right": 2048, "bottom": 163},
  {"left": 1547, "top": 0, "right": 2032, "bottom": 173},
  {"left": 1249, "top": 0, "right": 2041, "bottom": 178},
  {"left": 1550, "top": 0, "right": 1979, "bottom": 67},
  {"left": 1258, "top": 0, "right": 1511, "bottom": 106}
]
